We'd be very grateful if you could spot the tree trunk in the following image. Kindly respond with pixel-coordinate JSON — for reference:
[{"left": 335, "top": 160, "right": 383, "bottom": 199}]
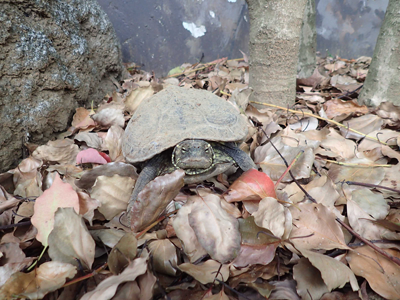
[
  {"left": 297, "top": 0, "right": 317, "bottom": 79},
  {"left": 358, "top": 0, "right": 400, "bottom": 107},
  {"left": 246, "top": 0, "right": 307, "bottom": 107}
]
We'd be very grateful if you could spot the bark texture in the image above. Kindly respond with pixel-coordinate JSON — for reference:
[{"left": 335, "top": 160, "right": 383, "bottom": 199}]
[
  {"left": 297, "top": 0, "right": 317, "bottom": 79},
  {"left": 358, "top": 0, "right": 400, "bottom": 107},
  {"left": 247, "top": 0, "right": 307, "bottom": 107}
]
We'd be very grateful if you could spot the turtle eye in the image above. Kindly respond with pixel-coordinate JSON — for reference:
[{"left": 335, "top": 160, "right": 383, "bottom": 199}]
[
  {"left": 181, "top": 148, "right": 187, "bottom": 153},
  {"left": 205, "top": 147, "right": 210, "bottom": 152}
]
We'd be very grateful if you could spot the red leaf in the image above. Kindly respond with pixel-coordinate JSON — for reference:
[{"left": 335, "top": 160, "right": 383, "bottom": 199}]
[
  {"left": 76, "top": 148, "right": 110, "bottom": 165},
  {"left": 224, "top": 169, "right": 276, "bottom": 202}
]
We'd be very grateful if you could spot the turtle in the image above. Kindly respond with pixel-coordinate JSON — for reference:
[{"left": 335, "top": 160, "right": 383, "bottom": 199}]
[{"left": 122, "top": 85, "right": 256, "bottom": 204}]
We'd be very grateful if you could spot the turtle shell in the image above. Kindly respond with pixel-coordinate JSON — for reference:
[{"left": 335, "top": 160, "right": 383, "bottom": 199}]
[{"left": 122, "top": 85, "right": 249, "bottom": 164}]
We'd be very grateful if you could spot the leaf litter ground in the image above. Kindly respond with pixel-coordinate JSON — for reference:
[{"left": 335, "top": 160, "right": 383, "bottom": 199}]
[{"left": 1, "top": 55, "right": 400, "bottom": 300}]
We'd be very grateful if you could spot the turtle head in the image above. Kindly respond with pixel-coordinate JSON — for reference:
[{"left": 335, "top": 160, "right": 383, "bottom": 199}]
[{"left": 172, "top": 140, "right": 215, "bottom": 174}]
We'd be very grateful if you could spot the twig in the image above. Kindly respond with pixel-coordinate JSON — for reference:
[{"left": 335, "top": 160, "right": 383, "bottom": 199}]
[
  {"left": 275, "top": 151, "right": 304, "bottom": 187},
  {"left": 326, "top": 160, "right": 391, "bottom": 168},
  {"left": 336, "top": 218, "right": 400, "bottom": 267},
  {"left": 345, "top": 181, "right": 400, "bottom": 194}
]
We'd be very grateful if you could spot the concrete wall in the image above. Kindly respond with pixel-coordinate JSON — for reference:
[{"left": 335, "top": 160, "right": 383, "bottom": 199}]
[{"left": 97, "top": 0, "right": 388, "bottom": 76}]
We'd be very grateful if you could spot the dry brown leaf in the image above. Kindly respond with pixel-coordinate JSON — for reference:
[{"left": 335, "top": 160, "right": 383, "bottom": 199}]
[
  {"left": 0, "top": 261, "right": 76, "bottom": 299},
  {"left": 77, "top": 192, "right": 100, "bottom": 225},
  {"left": 32, "top": 139, "right": 80, "bottom": 165},
  {"left": 340, "top": 114, "right": 383, "bottom": 140},
  {"left": 91, "top": 174, "right": 135, "bottom": 220},
  {"left": 172, "top": 202, "right": 208, "bottom": 263},
  {"left": 74, "top": 132, "right": 103, "bottom": 149},
  {"left": 255, "top": 134, "right": 314, "bottom": 182},
  {"left": 328, "top": 158, "right": 385, "bottom": 186},
  {"left": 293, "top": 257, "right": 329, "bottom": 300},
  {"left": 185, "top": 193, "right": 241, "bottom": 263},
  {"left": 0, "top": 186, "right": 20, "bottom": 214},
  {"left": 288, "top": 203, "right": 349, "bottom": 251},
  {"left": 252, "top": 197, "right": 287, "bottom": 238},
  {"left": 232, "top": 244, "right": 278, "bottom": 268},
  {"left": 71, "top": 107, "right": 96, "bottom": 130},
  {"left": 102, "top": 125, "right": 124, "bottom": 161},
  {"left": 178, "top": 260, "right": 229, "bottom": 284},
  {"left": 80, "top": 255, "right": 148, "bottom": 300},
  {"left": 90, "top": 229, "right": 126, "bottom": 248},
  {"left": 148, "top": 239, "right": 178, "bottom": 276},
  {"left": 347, "top": 246, "right": 400, "bottom": 299},
  {"left": 13, "top": 157, "right": 43, "bottom": 197},
  {"left": 321, "top": 128, "right": 357, "bottom": 159},
  {"left": 324, "top": 99, "right": 368, "bottom": 120},
  {"left": 351, "top": 188, "right": 389, "bottom": 220},
  {"left": 92, "top": 103, "right": 125, "bottom": 128},
  {"left": 108, "top": 233, "right": 137, "bottom": 275},
  {"left": 48, "top": 208, "right": 95, "bottom": 269},
  {"left": 299, "top": 248, "right": 359, "bottom": 292},
  {"left": 358, "top": 129, "right": 400, "bottom": 152},
  {"left": 125, "top": 82, "right": 155, "bottom": 113},
  {"left": 129, "top": 170, "right": 185, "bottom": 232}
]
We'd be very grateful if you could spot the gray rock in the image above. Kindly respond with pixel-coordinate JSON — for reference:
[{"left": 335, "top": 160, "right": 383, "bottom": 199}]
[{"left": 0, "top": 0, "right": 126, "bottom": 172}]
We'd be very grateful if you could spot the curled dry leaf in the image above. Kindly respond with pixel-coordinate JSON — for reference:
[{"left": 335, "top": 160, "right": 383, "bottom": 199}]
[
  {"left": 76, "top": 148, "right": 110, "bottom": 165},
  {"left": 186, "top": 193, "right": 241, "bottom": 263},
  {"left": 347, "top": 246, "right": 400, "bottom": 299},
  {"left": 148, "top": 239, "right": 178, "bottom": 276},
  {"left": 90, "top": 228, "right": 126, "bottom": 249},
  {"left": 224, "top": 169, "right": 276, "bottom": 202},
  {"left": 0, "top": 261, "right": 76, "bottom": 299},
  {"left": 92, "top": 103, "right": 125, "bottom": 128},
  {"left": 320, "top": 128, "right": 357, "bottom": 159},
  {"left": 178, "top": 260, "right": 229, "bottom": 284},
  {"left": 323, "top": 98, "right": 368, "bottom": 120},
  {"left": 13, "top": 157, "right": 43, "bottom": 198},
  {"left": 102, "top": 125, "right": 125, "bottom": 162},
  {"left": 293, "top": 257, "right": 329, "bottom": 300},
  {"left": 172, "top": 202, "right": 208, "bottom": 263},
  {"left": 288, "top": 203, "right": 349, "bottom": 251},
  {"left": 75, "top": 162, "right": 137, "bottom": 190},
  {"left": 32, "top": 139, "right": 80, "bottom": 165},
  {"left": 298, "top": 248, "right": 359, "bottom": 292},
  {"left": 31, "top": 173, "right": 79, "bottom": 246},
  {"left": 80, "top": 255, "right": 148, "bottom": 300},
  {"left": 91, "top": 174, "right": 135, "bottom": 220},
  {"left": 124, "top": 81, "right": 155, "bottom": 113},
  {"left": 129, "top": 170, "right": 185, "bottom": 232},
  {"left": 339, "top": 114, "right": 383, "bottom": 140},
  {"left": 71, "top": 107, "right": 95, "bottom": 130},
  {"left": 77, "top": 192, "right": 100, "bottom": 226},
  {"left": 108, "top": 233, "right": 137, "bottom": 275},
  {"left": 252, "top": 197, "right": 288, "bottom": 239},
  {"left": 48, "top": 208, "right": 95, "bottom": 269},
  {"left": 0, "top": 186, "right": 20, "bottom": 214},
  {"left": 0, "top": 243, "right": 35, "bottom": 286},
  {"left": 74, "top": 132, "right": 103, "bottom": 149}
]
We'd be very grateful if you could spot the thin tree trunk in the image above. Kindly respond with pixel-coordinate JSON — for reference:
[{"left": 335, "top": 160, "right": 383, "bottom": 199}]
[
  {"left": 358, "top": 0, "right": 400, "bottom": 106},
  {"left": 297, "top": 0, "right": 317, "bottom": 79},
  {"left": 246, "top": 0, "right": 307, "bottom": 107}
]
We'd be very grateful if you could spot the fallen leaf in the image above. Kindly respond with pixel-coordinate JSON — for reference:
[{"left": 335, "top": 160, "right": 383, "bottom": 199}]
[
  {"left": 178, "top": 260, "right": 229, "bottom": 284},
  {"left": 32, "top": 139, "right": 80, "bottom": 165},
  {"left": 148, "top": 239, "right": 178, "bottom": 276},
  {"left": 224, "top": 169, "right": 276, "bottom": 202},
  {"left": 48, "top": 208, "right": 95, "bottom": 269},
  {"left": 108, "top": 233, "right": 137, "bottom": 275},
  {"left": 129, "top": 170, "right": 185, "bottom": 232},
  {"left": 347, "top": 246, "right": 400, "bottom": 299},
  {"left": 0, "top": 261, "right": 76, "bottom": 299},
  {"left": 31, "top": 173, "right": 79, "bottom": 246}
]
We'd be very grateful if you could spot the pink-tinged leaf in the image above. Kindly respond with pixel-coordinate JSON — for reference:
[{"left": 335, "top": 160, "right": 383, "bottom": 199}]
[
  {"left": 31, "top": 173, "right": 80, "bottom": 246},
  {"left": 224, "top": 169, "right": 276, "bottom": 202},
  {"left": 76, "top": 148, "right": 110, "bottom": 165}
]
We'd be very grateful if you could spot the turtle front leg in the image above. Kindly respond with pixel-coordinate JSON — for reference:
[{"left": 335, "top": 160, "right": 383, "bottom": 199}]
[
  {"left": 127, "top": 154, "right": 165, "bottom": 211},
  {"left": 212, "top": 142, "right": 257, "bottom": 171}
]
